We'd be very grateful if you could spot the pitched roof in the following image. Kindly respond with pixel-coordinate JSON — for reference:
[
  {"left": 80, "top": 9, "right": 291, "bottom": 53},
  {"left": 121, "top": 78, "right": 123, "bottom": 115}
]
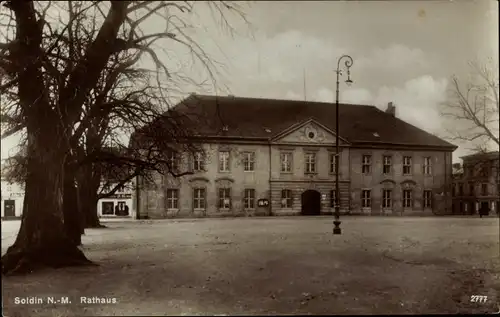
[{"left": 157, "top": 94, "right": 457, "bottom": 149}]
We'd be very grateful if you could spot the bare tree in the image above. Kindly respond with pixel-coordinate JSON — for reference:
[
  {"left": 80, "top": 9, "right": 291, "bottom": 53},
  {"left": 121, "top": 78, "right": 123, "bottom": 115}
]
[
  {"left": 441, "top": 59, "right": 499, "bottom": 152},
  {"left": 0, "top": 1, "right": 248, "bottom": 275}
]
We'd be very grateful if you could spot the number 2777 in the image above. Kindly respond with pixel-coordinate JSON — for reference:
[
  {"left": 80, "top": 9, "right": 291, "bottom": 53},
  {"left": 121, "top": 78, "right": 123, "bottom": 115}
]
[{"left": 470, "top": 295, "right": 488, "bottom": 303}]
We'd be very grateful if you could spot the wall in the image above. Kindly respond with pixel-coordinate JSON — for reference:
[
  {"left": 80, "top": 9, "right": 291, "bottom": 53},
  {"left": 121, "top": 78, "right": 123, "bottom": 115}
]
[
  {"left": 349, "top": 148, "right": 453, "bottom": 215},
  {"left": 1, "top": 181, "right": 24, "bottom": 218}
]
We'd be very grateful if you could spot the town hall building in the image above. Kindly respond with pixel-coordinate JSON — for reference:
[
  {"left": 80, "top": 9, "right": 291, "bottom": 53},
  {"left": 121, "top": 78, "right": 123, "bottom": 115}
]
[{"left": 134, "top": 94, "right": 457, "bottom": 218}]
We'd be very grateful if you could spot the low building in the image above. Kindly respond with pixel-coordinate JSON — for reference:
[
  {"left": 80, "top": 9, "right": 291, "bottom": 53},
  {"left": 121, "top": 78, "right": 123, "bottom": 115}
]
[
  {"left": 97, "top": 181, "right": 135, "bottom": 218},
  {"left": 133, "top": 94, "right": 457, "bottom": 218},
  {"left": 452, "top": 151, "right": 500, "bottom": 215},
  {"left": 1, "top": 179, "right": 24, "bottom": 219}
]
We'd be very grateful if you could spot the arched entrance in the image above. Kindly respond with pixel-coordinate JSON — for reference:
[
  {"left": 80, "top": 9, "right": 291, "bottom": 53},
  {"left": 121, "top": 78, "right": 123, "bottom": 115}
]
[{"left": 301, "top": 190, "right": 321, "bottom": 216}]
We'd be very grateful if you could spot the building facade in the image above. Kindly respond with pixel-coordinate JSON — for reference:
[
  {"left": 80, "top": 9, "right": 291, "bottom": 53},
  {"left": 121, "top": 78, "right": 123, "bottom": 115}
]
[
  {"left": 1, "top": 179, "right": 25, "bottom": 219},
  {"left": 135, "top": 95, "right": 456, "bottom": 218},
  {"left": 452, "top": 151, "right": 500, "bottom": 215},
  {"left": 98, "top": 181, "right": 135, "bottom": 218}
]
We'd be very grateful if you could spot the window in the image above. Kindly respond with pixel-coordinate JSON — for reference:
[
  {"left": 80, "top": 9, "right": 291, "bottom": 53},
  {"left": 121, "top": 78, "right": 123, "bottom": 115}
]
[
  {"left": 459, "top": 183, "right": 464, "bottom": 196},
  {"left": 330, "top": 190, "right": 337, "bottom": 208},
  {"left": 382, "top": 189, "right": 392, "bottom": 208},
  {"left": 452, "top": 184, "right": 456, "bottom": 197},
  {"left": 193, "top": 188, "right": 206, "bottom": 210},
  {"left": 305, "top": 152, "right": 316, "bottom": 173},
  {"left": 469, "top": 182, "right": 474, "bottom": 196},
  {"left": 423, "top": 190, "right": 432, "bottom": 208},
  {"left": 481, "top": 183, "right": 488, "bottom": 196},
  {"left": 166, "top": 189, "right": 179, "bottom": 209},
  {"left": 218, "top": 151, "right": 230, "bottom": 172},
  {"left": 218, "top": 188, "right": 231, "bottom": 210},
  {"left": 329, "top": 153, "right": 339, "bottom": 174},
  {"left": 361, "top": 190, "right": 371, "bottom": 208},
  {"left": 116, "top": 184, "right": 125, "bottom": 192},
  {"left": 167, "top": 152, "right": 178, "bottom": 171},
  {"left": 403, "top": 156, "right": 412, "bottom": 175},
  {"left": 403, "top": 189, "right": 412, "bottom": 208},
  {"left": 243, "top": 152, "right": 255, "bottom": 171},
  {"left": 362, "top": 155, "right": 371, "bottom": 174},
  {"left": 193, "top": 152, "right": 205, "bottom": 172},
  {"left": 280, "top": 152, "right": 292, "bottom": 173},
  {"left": 423, "top": 157, "right": 432, "bottom": 175},
  {"left": 383, "top": 155, "right": 392, "bottom": 174},
  {"left": 102, "top": 202, "right": 114, "bottom": 215},
  {"left": 281, "top": 189, "right": 293, "bottom": 208},
  {"left": 244, "top": 189, "right": 255, "bottom": 209}
]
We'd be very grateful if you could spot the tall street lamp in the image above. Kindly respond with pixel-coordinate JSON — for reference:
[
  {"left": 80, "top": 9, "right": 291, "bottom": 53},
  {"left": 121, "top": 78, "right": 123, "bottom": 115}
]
[{"left": 333, "top": 55, "right": 354, "bottom": 235}]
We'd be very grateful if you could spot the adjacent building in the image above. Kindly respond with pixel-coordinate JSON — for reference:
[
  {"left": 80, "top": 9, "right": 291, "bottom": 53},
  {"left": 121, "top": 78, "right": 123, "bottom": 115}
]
[
  {"left": 452, "top": 151, "right": 500, "bottom": 215},
  {"left": 97, "top": 181, "right": 135, "bottom": 218},
  {"left": 134, "top": 94, "right": 457, "bottom": 218},
  {"left": 1, "top": 179, "right": 24, "bottom": 219}
]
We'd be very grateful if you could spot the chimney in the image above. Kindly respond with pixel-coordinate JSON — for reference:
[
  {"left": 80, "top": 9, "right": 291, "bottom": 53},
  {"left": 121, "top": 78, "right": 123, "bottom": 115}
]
[{"left": 385, "top": 102, "right": 396, "bottom": 117}]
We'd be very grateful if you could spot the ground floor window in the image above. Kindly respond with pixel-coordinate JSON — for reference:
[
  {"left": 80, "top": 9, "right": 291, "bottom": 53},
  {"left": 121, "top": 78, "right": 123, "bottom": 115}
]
[
  {"left": 402, "top": 190, "right": 412, "bottom": 208},
  {"left": 382, "top": 189, "right": 392, "bottom": 208},
  {"left": 361, "top": 190, "right": 371, "bottom": 208},
  {"left": 423, "top": 190, "right": 432, "bottom": 208},
  {"left": 218, "top": 188, "right": 231, "bottom": 210},
  {"left": 102, "top": 201, "right": 114, "bottom": 215},
  {"left": 281, "top": 189, "right": 293, "bottom": 208},
  {"left": 166, "top": 189, "right": 179, "bottom": 209},
  {"left": 244, "top": 189, "right": 255, "bottom": 209},
  {"left": 193, "top": 188, "right": 206, "bottom": 210}
]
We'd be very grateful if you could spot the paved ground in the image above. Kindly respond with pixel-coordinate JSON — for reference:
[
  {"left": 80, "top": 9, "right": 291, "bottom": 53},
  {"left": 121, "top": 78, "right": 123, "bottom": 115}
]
[{"left": 2, "top": 217, "right": 500, "bottom": 316}]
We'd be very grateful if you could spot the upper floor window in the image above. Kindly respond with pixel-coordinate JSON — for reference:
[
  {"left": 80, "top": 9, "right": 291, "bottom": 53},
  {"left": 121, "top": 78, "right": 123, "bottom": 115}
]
[
  {"left": 305, "top": 152, "right": 316, "bottom": 174},
  {"left": 383, "top": 155, "right": 392, "bottom": 174},
  {"left": 193, "top": 188, "right": 206, "bottom": 210},
  {"left": 244, "top": 189, "right": 255, "bottom": 210},
  {"left": 481, "top": 183, "right": 488, "bottom": 196},
  {"left": 469, "top": 182, "right": 474, "bottom": 196},
  {"left": 403, "top": 156, "right": 412, "bottom": 175},
  {"left": 166, "top": 189, "right": 179, "bottom": 209},
  {"left": 423, "top": 190, "right": 432, "bottom": 208},
  {"left": 218, "top": 151, "right": 230, "bottom": 172},
  {"left": 423, "top": 157, "right": 432, "bottom": 175},
  {"left": 281, "top": 189, "right": 293, "bottom": 208},
  {"left": 193, "top": 152, "right": 205, "bottom": 172},
  {"left": 362, "top": 155, "right": 371, "bottom": 174},
  {"left": 458, "top": 183, "right": 464, "bottom": 196},
  {"left": 452, "top": 184, "right": 456, "bottom": 197},
  {"left": 280, "top": 152, "right": 292, "bottom": 173},
  {"left": 382, "top": 189, "right": 392, "bottom": 208},
  {"left": 167, "top": 152, "right": 179, "bottom": 171},
  {"left": 242, "top": 152, "right": 255, "bottom": 172},
  {"left": 218, "top": 188, "right": 231, "bottom": 210},
  {"left": 402, "top": 189, "right": 412, "bottom": 208},
  {"left": 329, "top": 153, "right": 339, "bottom": 174},
  {"left": 361, "top": 190, "right": 371, "bottom": 208}
]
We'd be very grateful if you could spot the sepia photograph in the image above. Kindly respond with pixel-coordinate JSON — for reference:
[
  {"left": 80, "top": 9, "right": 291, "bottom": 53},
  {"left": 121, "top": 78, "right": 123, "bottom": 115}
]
[{"left": 1, "top": 0, "right": 499, "bottom": 315}]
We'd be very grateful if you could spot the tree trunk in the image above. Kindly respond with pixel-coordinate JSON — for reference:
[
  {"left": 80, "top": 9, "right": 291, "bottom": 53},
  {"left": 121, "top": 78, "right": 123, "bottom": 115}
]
[
  {"left": 63, "top": 163, "right": 84, "bottom": 244},
  {"left": 1, "top": 132, "right": 93, "bottom": 276},
  {"left": 77, "top": 167, "right": 106, "bottom": 229}
]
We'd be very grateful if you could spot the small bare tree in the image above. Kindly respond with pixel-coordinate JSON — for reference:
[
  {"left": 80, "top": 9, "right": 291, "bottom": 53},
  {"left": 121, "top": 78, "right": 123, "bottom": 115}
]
[{"left": 441, "top": 59, "right": 499, "bottom": 152}]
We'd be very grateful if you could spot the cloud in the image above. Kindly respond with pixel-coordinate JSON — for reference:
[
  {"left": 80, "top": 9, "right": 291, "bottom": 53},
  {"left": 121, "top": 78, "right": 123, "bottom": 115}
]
[
  {"left": 308, "top": 75, "right": 449, "bottom": 135},
  {"left": 357, "top": 44, "right": 430, "bottom": 73}
]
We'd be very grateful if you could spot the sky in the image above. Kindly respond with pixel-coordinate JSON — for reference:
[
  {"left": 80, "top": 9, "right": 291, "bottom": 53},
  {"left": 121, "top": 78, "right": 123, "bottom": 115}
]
[{"left": 1, "top": 0, "right": 499, "bottom": 162}]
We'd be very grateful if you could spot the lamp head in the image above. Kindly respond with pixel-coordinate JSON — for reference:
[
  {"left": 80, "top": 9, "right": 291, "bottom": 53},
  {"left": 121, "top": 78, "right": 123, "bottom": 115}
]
[{"left": 345, "top": 69, "right": 353, "bottom": 86}]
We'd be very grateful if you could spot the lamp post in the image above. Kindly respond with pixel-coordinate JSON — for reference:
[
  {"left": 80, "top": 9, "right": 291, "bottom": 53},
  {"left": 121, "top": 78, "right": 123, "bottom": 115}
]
[{"left": 333, "top": 55, "right": 354, "bottom": 235}]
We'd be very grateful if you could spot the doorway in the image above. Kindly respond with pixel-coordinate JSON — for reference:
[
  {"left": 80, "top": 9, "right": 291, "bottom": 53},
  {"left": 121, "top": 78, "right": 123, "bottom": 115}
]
[
  {"left": 480, "top": 201, "right": 490, "bottom": 216},
  {"left": 3, "top": 200, "right": 16, "bottom": 217},
  {"left": 301, "top": 190, "right": 321, "bottom": 216}
]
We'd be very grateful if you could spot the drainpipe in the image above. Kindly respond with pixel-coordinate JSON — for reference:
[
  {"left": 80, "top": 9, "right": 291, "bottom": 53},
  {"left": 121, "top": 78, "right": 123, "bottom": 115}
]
[{"left": 268, "top": 140, "right": 273, "bottom": 216}]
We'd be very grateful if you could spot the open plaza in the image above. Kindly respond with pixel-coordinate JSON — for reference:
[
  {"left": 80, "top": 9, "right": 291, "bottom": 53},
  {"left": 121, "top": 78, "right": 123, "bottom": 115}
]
[{"left": 2, "top": 216, "right": 500, "bottom": 315}]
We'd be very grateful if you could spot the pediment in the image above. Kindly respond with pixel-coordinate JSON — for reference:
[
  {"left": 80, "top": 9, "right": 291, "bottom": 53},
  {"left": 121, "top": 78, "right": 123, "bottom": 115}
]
[{"left": 272, "top": 119, "right": 349, "bottom": 145}]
